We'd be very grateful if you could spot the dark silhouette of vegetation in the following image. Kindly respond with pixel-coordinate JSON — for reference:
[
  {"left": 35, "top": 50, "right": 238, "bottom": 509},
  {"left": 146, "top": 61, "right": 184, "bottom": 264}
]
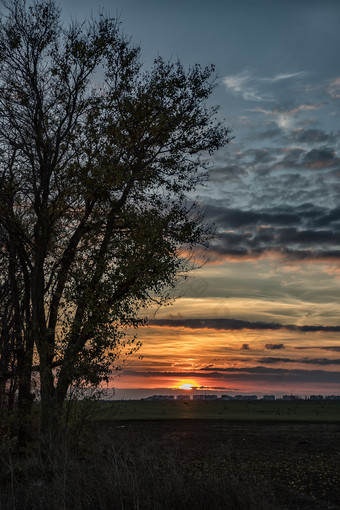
[
  {"left": 1, "top": 409, "right": 339, "bottom": 510},
  {"left": 0, "top": 0, "right": 230, "bottom": 439}
]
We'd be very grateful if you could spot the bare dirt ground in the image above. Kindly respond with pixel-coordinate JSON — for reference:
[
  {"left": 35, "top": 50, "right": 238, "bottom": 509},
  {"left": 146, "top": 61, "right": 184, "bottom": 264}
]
[{"left": 101, "top": 420, "right": 340, "bottom": 510}]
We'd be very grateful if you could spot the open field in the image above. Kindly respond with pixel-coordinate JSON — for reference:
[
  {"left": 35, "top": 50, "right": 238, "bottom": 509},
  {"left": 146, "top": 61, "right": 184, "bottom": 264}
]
[
  {"left": 1, "top": 400, "right": 340, "bottom": 509},
  {"left": 96, "top": 419, "right": 340, "bottom": 510},
  {"left": 95, "top": 399, "right": 340, "bottom": 422}
]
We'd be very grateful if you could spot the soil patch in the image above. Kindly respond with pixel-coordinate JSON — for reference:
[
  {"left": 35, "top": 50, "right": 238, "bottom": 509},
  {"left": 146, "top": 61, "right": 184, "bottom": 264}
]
[{"left": 99, "top": 420, "right": 340, "bottom": 510}]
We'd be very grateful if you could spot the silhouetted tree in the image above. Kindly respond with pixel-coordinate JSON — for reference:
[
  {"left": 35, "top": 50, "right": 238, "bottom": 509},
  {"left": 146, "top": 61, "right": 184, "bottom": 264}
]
[
  {"left": 0, "top": 217, "right": 34, "bottom": 442},
  {"left": 0, "top": 0, "right": 230, "bottom": 436},
  {"left": 0, "top": 245, "right": 17, "bottom": 416}
]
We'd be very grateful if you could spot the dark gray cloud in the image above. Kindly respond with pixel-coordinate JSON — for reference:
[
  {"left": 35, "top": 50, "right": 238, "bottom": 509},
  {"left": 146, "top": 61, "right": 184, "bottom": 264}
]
[
  {"left": 126, "top": 368, "right": 340, "bottom": 384},
  {"left": 201, "top": 200, "right": 340, "bottom": 263},
  {"left": 205, "top": 127, "right": 340, "bottom": 260},
  {"left": 209, "top": 165, "right": 248, "bottom": 184},
  {"left": 204, "top": 386, "right": 232, "bottom": 391},
  {"left": 258, "top": 357, "right": 340, "bottom": 365},
  {"left": 301, "top": 147, "right": 339, "bottom": 169},
  {"left": 258, "top": 357, "right": 292, "bottom": 363},
  {"left": 216, "top": 144, "right": 340, "bottom": 177},
  {"left": 289, "top": 129, "right": 337, "bottom": 145},
  {"left": 204, "top": 202, "right": 340, "bottom": 230},
  {"left": 208, "top": 243, "right": 340, "bottom": 264},
  {"left": 314, "top": 208, "right": 340, "bottom": 227},
  {"left": 275, "top": 227, "right": 340, "bottom": 245},
  {"left": 199, "top": 367, "right": 340, "bottom": 384},
  {"left": 295, "top": 346, "right": 340, "bottom": 353},
  {"left": 205, "top": 204, "right": 301, "bottom": 228},
  {"left": 265, "top": 344, "right": 285, "bottom": 350},
  {"left": 150, "top": 318, "right": 340, "bottom": 332},
  {"left": 313, "top": 346, "right": 340, "bottom": 352}
]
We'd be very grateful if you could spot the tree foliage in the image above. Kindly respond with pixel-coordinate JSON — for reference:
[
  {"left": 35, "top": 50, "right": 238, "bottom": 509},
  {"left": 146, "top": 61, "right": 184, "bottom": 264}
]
[{"left": 0, "top": 0, "right": 230, "bottom": 435}]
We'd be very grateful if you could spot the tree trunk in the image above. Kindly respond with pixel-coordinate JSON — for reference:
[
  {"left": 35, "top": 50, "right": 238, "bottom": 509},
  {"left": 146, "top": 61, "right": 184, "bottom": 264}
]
[
  {"left": 39, "top": 360, "right": 58, "bottom": 438},
  {"left": 17, "top": 344, "right": 34, "bottom": 446}
]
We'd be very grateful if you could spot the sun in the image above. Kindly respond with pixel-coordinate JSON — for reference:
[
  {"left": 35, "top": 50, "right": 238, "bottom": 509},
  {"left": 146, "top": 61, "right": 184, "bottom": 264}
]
[
  {"left": 178, "top": 381, "right": 196, "bottom": 390},
  {"left": 179, "top": 383, "right": 193, "bottom": 390}
]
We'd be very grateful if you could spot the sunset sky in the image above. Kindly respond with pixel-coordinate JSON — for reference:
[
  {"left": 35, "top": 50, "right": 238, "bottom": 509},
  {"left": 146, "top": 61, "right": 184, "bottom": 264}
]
[{"left": 60, "top": 0, "right": 340, "bottom": 398}]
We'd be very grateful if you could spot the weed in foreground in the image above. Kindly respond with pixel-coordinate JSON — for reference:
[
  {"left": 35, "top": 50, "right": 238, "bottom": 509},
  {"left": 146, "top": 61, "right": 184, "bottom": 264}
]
[{"left": 0, "top": 423, "right": 275, "bottom": 510}]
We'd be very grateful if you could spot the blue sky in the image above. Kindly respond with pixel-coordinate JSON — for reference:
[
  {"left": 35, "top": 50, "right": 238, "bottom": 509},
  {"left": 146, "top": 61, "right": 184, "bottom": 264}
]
[{"left": 57, "top": 0, "right": 340, "bottom": 398}]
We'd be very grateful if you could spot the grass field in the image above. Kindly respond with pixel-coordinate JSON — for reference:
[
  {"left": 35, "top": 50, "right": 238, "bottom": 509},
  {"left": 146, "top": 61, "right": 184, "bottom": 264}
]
[
  {"left": 1, "top": 400, "right": 340, "bottom": 509},
  {"left": 94, "top": 398, "right": 340, "bottom": 422}
]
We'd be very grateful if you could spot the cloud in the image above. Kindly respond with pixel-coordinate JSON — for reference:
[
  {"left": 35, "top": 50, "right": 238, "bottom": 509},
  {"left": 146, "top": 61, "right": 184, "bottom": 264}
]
[
  {"left": 295, "top": 346, "right": 340, "bottom": 353},
  {"left": 249, "top": 127, "right": 282, "bottom": 140},
  {"left": 273, "top": 227, "right": 339, "bottom": 245},
  {"left": 327, "top": 77, "right": 340, "bottom": 99},
  {"left": 205, "top": 386, "right": 233, "bottom": 391},
  {"left": 149, "top": 318, "right": 340, "bottom": 333},
  {"left": 314, "top": 208, "right": 340, "bottom": 227},
  {"left": 199, "top": 200, "right": 340, "bottom": 264},
  {"left": 272, "top": 72, "right": 303, "bottom": 81},
  {"left": 258, "top": 357, "right": 291, "bottom": 363},
  {"left": 265, "top": 344, "right": 285, "bottom": 350},
  {"left": 314, "top": 346, "right": 340, "bottom": 352},
  {"left": 211, "top": 72, "right": 340, "bottom": 247},
  {"left": 249, "top": 103, "right": 325, "bottom": 129},
  {"left": 205, "top": 247, "right": 340, "bottom": 266},
  {"left": 204, "top": 204, "right": 301, "bottom": 228},
  {"left": 290, "top": 128, "right": 336, "bottom": 145},
  {"left": 206, "top": 233, "right": 340, "bottom": 266},
  {"left": 223, "top": 72, "right": 250, "bottom": 94},
  {"left": 222, "top": 70, "right": 304, "bottom": 103},
  {"left": 197, "top": 367, "right": 340, "bottom": 384},
  {"left": 301, "top": 147, "right": 339, "bottom": 169},
  {"left": 286, "top": 104, "right": 324, "bottom": 115},
  {"left": 258, "top": 357, "right": 340, "bottom": 365},
  {"left": 126, "top": 368, "right": 340, "bottom": 384},
  {"left": 223, "top": 71, "right": 264, "bottom": 102}
]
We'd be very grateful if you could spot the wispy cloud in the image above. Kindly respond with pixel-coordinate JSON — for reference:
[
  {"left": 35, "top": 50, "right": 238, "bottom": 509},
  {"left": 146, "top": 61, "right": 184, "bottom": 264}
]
[
  {"left": 327, "top": 77, "right": 340, "bottom": 99},
  {"left": 223, "top": 70, "right": 304, "bottom": 103},
  {"left": 249, "top": 103, "right": 325, "bottom": 129},
  {"left": 271, "top": 72, "right": 303, "bottom": 81},
  {"left": 223, "top": 71, "right": 264, "bottom": 101}
]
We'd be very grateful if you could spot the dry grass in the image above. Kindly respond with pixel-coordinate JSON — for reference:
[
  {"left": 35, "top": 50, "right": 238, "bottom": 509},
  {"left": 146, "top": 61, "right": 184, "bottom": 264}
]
[
  {"left": 1, "top": 400, "right": 339, "bottom": 509},
  {"left": 0, "top": 421, "right": 274, "bottom": 510}
]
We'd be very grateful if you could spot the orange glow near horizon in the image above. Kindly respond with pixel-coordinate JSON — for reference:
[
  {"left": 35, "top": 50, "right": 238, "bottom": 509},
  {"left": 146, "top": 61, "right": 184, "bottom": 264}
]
[{"left": 110, "top": 281, "right": 340, "bottom": 397}]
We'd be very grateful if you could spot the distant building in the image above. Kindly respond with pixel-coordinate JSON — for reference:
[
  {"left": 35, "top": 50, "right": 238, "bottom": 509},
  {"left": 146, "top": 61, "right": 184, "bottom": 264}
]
[
  {"left": 143, "top": 395, "right": 174, "bottom": 401},
  {"left": 192, "top": 394, "right": 218, "bottom": 400},
  {"left": 233, "top": 395, "right": 257, "bottom": 401},
  {"left": 139, "top": 393, "right": 340, "bottom": 402},
  {"left": 176, "top": 395, "right": 190, "bottom": 401}
]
